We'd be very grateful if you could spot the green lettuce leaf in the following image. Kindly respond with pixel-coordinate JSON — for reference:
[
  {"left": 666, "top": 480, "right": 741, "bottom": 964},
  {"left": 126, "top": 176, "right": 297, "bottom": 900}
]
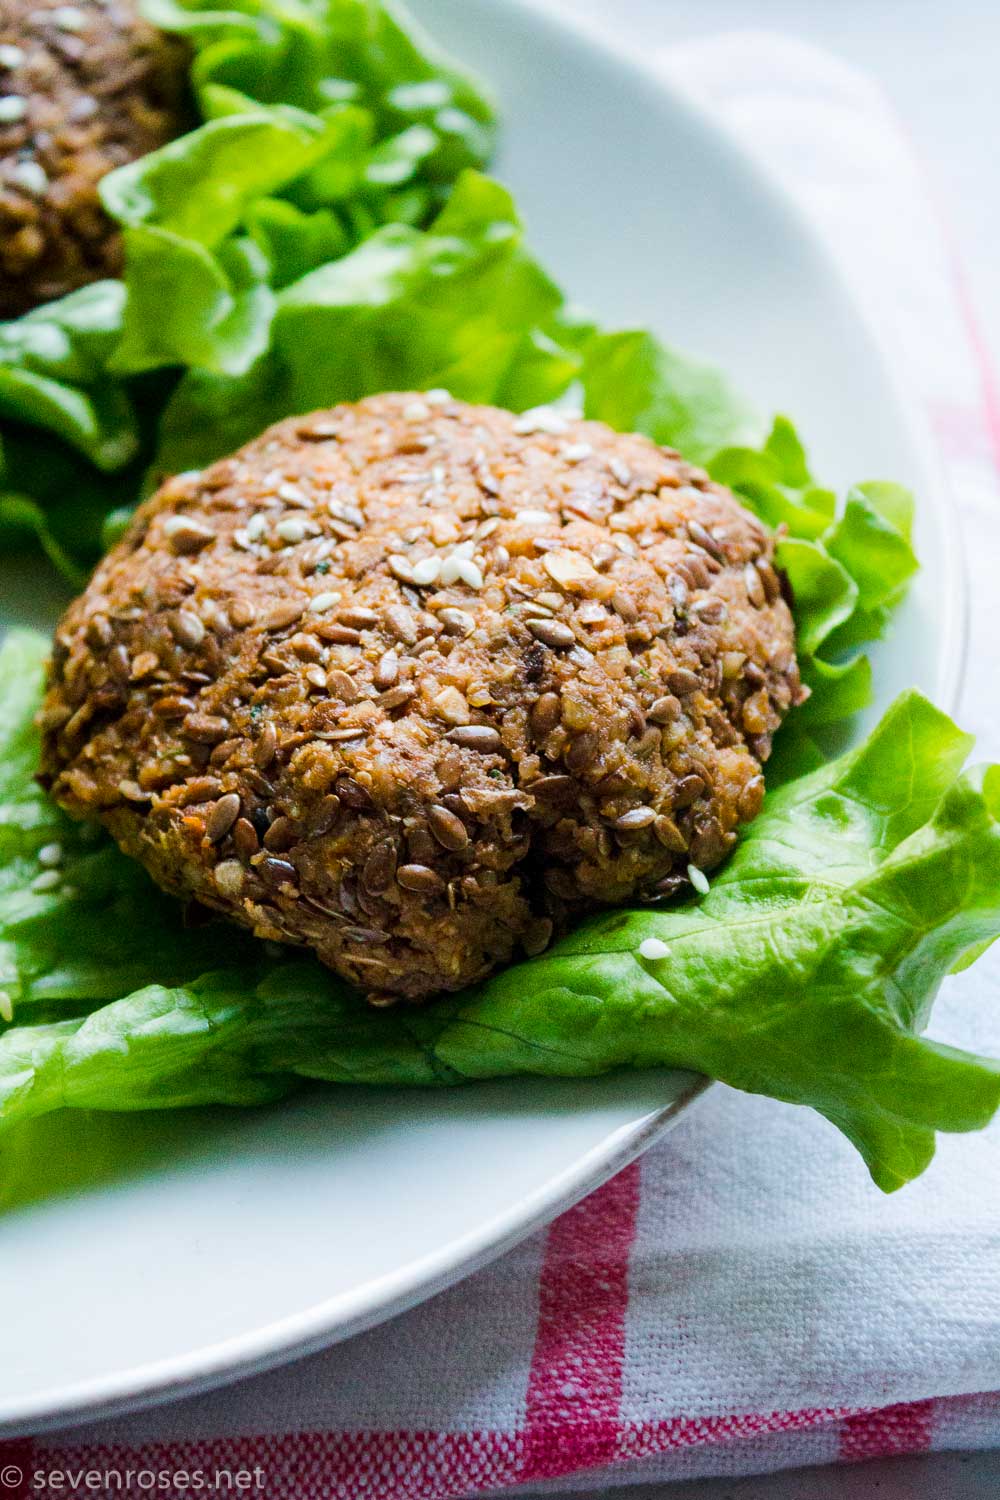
[
  {"left": 154, "top": 171, "right": 579, "bottom": 469},
  {"left": 0, "top": 282, "right": 137, "bottom": 472},
  {"left": 142, "top": 0, "right": 496, "bottom": 179},
  {"left": 2, "top": 631, "right": 998, "bottom": 1190},
  {"left": 577, "top": 327, "right": 764, "bottom": 466}
]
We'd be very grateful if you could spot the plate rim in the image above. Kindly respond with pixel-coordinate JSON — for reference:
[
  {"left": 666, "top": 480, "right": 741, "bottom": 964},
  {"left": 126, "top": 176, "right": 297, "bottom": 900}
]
[{"left": 0, "top": 0, "right": 968, "bottom": 1436}]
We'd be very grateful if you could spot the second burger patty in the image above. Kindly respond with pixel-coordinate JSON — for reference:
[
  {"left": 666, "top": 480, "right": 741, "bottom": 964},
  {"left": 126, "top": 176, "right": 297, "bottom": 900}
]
[
  {"left": 39, "top": 393, "right": 806, "bottom": 1002},
  {"left": 0, "top": 0, "right": 190, "bottom": 318}
]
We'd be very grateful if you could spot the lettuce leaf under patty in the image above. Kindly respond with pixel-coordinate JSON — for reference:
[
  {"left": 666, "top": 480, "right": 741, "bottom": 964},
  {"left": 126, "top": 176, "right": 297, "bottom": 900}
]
[{"left": 1, "top": 631, "right": 998, "bottom": 1190}]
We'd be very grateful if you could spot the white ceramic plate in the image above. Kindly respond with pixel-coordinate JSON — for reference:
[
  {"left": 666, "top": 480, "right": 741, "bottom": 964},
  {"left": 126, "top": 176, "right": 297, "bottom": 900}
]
[{"left": 0, "top": 0, "right": 965, "bottom": 1437}]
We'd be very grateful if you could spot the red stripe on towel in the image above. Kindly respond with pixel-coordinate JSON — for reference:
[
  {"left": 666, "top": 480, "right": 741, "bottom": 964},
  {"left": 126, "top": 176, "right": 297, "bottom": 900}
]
[
  {"left": 839, "top": 1398, "right": 935, "bottom": 1462},
  {"left": 520, "top": 1161, "right": 642, "bottom": 1480}
]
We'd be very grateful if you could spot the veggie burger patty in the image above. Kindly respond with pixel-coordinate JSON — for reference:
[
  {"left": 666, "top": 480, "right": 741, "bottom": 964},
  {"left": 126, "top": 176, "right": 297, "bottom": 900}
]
[
  {"left": 0, "top": 0, "right": 189, "bottom": 317},
  {"left": 38, "top": 394, "right": 805, "bottom": 1001}
]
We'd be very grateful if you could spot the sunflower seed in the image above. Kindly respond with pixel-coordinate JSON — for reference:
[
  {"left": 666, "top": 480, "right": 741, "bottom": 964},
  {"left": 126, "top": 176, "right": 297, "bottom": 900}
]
[
  {"left": 438, "top": 607, "right": 475, "bottom": 637},
  {"left": 653, "top": 814, "right": 687, "bottom": 852},
  {"left": 261, "top": 857, "right": 298, "bottom": 888},
  {"left": 526, "top": 617, "right": 575, "bottom": 649},
  {"left": 228, "top": 599, "right": 257, "bottom": 628},
  {"left": 182, "top": 713, "right": 229, "bottom": 744},
  {"left": 206, "top": 793, "right": 241, "bottom": 843},
  {"left": 319, "top": 623, "right": 361, "bottom": 645},
  {"left": 744, "top": 563, "right": 766, "bottom": 609},
  {"left": 428, "top": 804, "right": 470, "bottom": 851},
  {"left": 674, "top": 774, "right": 706, "bottom": 809},
  {"left": 170, "top": 609, "right": 205, "bottom": 648},
  {"left": 263, "top": 815, "right": 296, "bottom": 852},
  {"left": 614, "top": 806, "right": 656, "bottom": 831},
  {"left": 564, "top": 733, "right": 599, "bottom": 773},
  {"left": 338, "top": 606, "right": 379, "bottom": 630},
  {"left": 666, "top": 669, "right": 700, "bottom": 696},
  {"left": 444, "top": 725, "right": 503, "bottom": 752},
  {"left": 233, "top": 818, "right": 259, "bottom": 859},
  {"left": 325, "top": 669, "right": 358, "bottom": 701},
  {"left": 323, "top": 726, "right": 368, "bottom": 743},
  {"left": 362, "top": 841, "right": 398, "bottom": 894},
  {"left": 254, "top": 721, "right": 277, "bottom": 768},
  {"left": 163, "top": 516, "right": 214, "bottom": 554},
  {"left": 396, "top": 863, "right": 445, "bottom": 894},
  {"left": 691, "top": 598, "right": 727, "bottom": 624},
  {"left": 528, "top": 693, "right": 560, "bottom": 737},
  {"left": 379, "top": 684, "right": 416, "bottom": 711},
  {"left": 337, "top": 776, "right": 373, "bottom": 810},
  {"left": 374, "top": 651, "right": 399, "bottom": 690},
  {"left": 648, "top": 695, "right": 681, "bottom": 725},
  {"left": 687, "top": 521, "right": 724, "bottom": 560}
]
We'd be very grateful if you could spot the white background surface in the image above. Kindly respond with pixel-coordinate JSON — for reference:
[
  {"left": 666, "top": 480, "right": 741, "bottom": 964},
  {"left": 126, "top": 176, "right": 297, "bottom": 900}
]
[
  {"left": 519, "top": 3, "right": 1000, "bottom": 1497},
  {"left": 549, "top": 0, "right": 1000, "bottom": 376}
]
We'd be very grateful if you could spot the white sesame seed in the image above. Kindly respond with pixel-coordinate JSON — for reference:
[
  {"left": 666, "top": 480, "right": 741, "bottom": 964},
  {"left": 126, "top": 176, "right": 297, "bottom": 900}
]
[
  {"left": 52, "top": 5, "right": 87, "bottom": 29},
  {"left": 69, "top": 95, "right": 97, "bottom": 122},
  {"left": 278, "top": 482, "right": 306, "bottom": 503},
  {"left": 453, "top": 558, "right": 484, "bottom": 590},
  {"left": 403, "top": 399, "right": 430, "bottom": 422},
  {"left": 687, "top": 864, "right": 710, "bottom": 896},
  {"left": 609, "top": 458, "right": 632, "bottom": 486},
  {"left": 513, "top": 405, "right": 569, "bottom": 436},
  {"left": 276, "top": 518, "right": 306, "bottom": 544},
  {"left": 0, "top": 97, "right": 27, "bottom": 124},
  {"left": 38, "top": 841, "right": 64, "bottom": 868},
  {"left": 516, "top": 509, "right": 551, "bottom": 527},
  {"left": 388, "top": 554, "right": 415, "bottom": 583},
  {"left": 451, "top": 539, "right": 476, "bottom": 559},
  {"left": 31, "top": 869, "right": 62, "bottom": 893},
  {"left": 0, "top": 990, "right": 11, "bottom": 1023},
  {"left": 0, "top": 46, "right": 26, "bottom": 68},
  {"left": 10, "top": 160, "right": 48, "bottom": 196},
  {"left": 176, "top": 469, "right": 202, "bottom": 485},
  {"left": 308, "top": 590, "right": 342, "bottom": 613},
  {"left": 562, "top": 442, "right": 593, "bottom": 463},
  {"left": 638, "top": 937, "right": 671, "bottom": 961},
  {"left": 246, "top": 513, "right": 267, "bottom": 541},
  {"left": 411, "top": 556, "right": 441, "bottom": 586},
  {"left": 425, "top": 388, "right": 451, "bottom": 406},
  {"left": 214, "top": 861, "right": 244, "bottom": 897}
]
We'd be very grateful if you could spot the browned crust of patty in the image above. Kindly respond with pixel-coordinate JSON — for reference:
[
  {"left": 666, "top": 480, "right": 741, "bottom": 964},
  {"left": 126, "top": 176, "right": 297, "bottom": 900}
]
[
  {"left": 0, "top": 0, "right": 189, "bottom": 317},
  {"left": 39, "top": 393, "right": 805, "bottom": 1000}
]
